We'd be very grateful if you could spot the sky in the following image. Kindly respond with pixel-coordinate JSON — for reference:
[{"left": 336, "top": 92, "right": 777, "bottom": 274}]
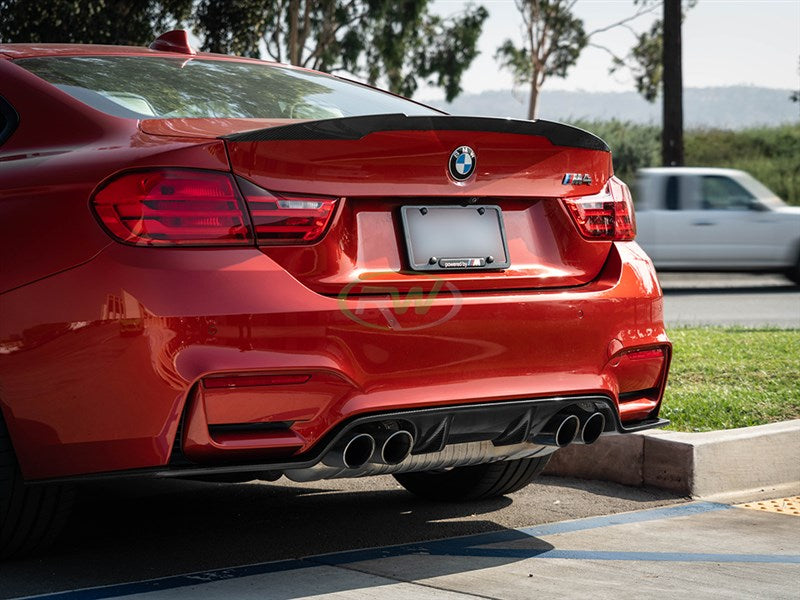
[{"left": 418, "top": 0, "right": 800, "bottom": 100}]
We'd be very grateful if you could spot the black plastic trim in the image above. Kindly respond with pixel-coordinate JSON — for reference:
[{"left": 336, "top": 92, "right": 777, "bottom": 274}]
[
  {"left": 222, "top": 114, "right": 610, "bottom": 152},
  {"left": 0, "top": 95, "right": 20, "bottom": 147},
  {"left": 619, "top": 387, "right": 660, "bottom": 402},
  {"left": 208, "top": 422, "right": 294, "bottom": 434}
]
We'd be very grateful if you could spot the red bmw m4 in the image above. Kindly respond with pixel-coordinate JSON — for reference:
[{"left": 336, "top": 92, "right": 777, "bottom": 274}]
[{"left": 0, "top": 32, "right": 670, "bottom": 556}]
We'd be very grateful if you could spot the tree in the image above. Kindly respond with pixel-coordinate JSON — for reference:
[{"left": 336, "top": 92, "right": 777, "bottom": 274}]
[
  {"left": 499, "top": 1, "right": 693, "bottom": 164},
  {"left": 609, "top": 19, "right": 662, "bottom": 102},
  {"left": 605, "top": 1, "right": 695, "bottom": 166},
  {"left": 495, "top": 1, "right": 585, "bottom": 120},
  {"left": 607, "top": 1, "right": 695, "bottom": 104},
  {"left": 194, "top": 0, "right": 488, "bottom": 101},
  {"left": 0, "top": 0, "right": 192, "bottom": 46},
  {"left": 496, "top": 0, "right": 660, "bottom": 120}
]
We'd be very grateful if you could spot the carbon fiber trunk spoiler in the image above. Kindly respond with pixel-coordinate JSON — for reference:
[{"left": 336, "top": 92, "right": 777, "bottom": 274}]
[{"left": 222, "top": 113, "right": 610, "bottom": 152}]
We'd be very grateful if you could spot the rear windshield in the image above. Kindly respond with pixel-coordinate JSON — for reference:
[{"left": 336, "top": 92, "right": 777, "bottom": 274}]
[{"left": 16, "top": 56, "right": 440, "bottom": 120}]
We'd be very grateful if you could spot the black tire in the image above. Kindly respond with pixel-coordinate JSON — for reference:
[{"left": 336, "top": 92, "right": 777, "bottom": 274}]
[
  {"left": 0, "top": 411, "right": 75, "bottom": 558},
  {"left": 394, "top": 455, "right": 551, "bottom": 501},
  {"left": 786, "top": 253, "right": 800, "bottom": 285}
]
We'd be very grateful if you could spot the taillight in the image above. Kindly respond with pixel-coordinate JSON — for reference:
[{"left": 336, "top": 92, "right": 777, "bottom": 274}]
[
  {"left": 92, "top": 169, "right": 251, "bottom": 246},
  {"left": 91, "top": 169, "right": 338, "bottom": 247},
  {"left": 237, "top": 177, "right": 337, "bottom": 245},
  {"left": 624, "top": 347, "right": 665, "bottom": 361},
  {"left": 613, "top": 345, "right": 670, "bottom": 396},
  {"left": 563, "top": 176, "right": 636, "bottom": 241}
]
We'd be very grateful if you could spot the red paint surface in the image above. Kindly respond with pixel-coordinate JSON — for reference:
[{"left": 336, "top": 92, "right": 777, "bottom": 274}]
[{"left": 0, "top": 46, "right": 670, "bottom": 481}]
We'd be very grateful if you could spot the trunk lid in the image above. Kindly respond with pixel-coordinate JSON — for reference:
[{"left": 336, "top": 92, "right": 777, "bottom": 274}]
[{"left": 222, "top": 114, "right": 615, "bottom": 295}]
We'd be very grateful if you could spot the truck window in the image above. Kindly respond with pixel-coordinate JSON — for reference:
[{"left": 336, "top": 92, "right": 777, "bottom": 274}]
[
  {"left": 701, "top": 176, "right": 754, "bottom": 210},
  {"left": 664, "top": 176, "right": 680, "bottom": 210}
]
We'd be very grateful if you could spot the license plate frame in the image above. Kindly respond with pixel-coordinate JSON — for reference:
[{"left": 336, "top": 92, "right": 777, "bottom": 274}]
[{"left": 400, "top": 205, "right": 511, "bottom": 272}]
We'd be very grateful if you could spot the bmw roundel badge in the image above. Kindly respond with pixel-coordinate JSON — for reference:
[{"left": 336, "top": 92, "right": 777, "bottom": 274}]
[{"left": 449, "top": 146, "right": 476, "bottom": 181}]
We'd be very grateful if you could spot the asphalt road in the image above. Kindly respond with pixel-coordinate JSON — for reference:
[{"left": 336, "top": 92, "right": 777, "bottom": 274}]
[
  {"left": 0, "top": 475, "right": 683, "bottom": 598},
  {"left": 659, "top": 272, "right": 800, "bottom": 328}
]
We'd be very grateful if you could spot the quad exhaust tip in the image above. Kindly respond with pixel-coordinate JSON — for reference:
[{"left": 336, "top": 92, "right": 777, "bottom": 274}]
[
  {"left": 342, "top": 433, "right": 376, "bottom": 469},
  {"left": 580, "top": 412, "right": 606, "bottom": 445},
  {"left": 323, "top": 410, "right": 600, "bottom": 471},
  {"left": 374, "top": 430, "right": 414, "bottom": 465},
  {"left": 533, "top": 414, "right": 580, "bottom": 447},
  {"left": 323, "top": 433, "right": 376, "bottom": 469},
  {"left": 323, "top": 428, "right": 415, "bottom": 470}
]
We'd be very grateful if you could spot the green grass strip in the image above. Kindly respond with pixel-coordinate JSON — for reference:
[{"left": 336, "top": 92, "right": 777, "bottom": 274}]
[{"left": 662, "top": 327, "right": 800, "bottom": 431}]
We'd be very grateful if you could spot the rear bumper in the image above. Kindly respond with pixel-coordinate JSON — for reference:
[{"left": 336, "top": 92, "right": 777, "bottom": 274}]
[
  {"left": 0, "top": 241, "right": 669, "bottom": 481},
  {"left": 41, "top": 395, "right": 668, "bottom": 484}
]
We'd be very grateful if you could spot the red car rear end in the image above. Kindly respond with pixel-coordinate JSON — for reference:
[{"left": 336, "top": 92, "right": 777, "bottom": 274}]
[{"left": 0, "top": 38, "right": 670, "bottom": 557}]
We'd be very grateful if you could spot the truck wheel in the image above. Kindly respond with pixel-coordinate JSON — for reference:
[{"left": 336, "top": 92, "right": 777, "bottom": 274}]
[
  {"left": 786, "top": 252, "right": 800, "bottom": 285},
  {"left": 0, "top": 412, "right": 75, "bottom": 558},
  {"left": 394, "top": 456, "right": 551, "bottom": 501}
]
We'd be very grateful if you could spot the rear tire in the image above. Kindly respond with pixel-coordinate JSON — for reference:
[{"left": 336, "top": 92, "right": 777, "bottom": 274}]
[
  {"left": 394, "top": 456, "right": 551, "bottom": 501},
  {"left": 0, "top": 411, "right": 75, "bottom": 558}
]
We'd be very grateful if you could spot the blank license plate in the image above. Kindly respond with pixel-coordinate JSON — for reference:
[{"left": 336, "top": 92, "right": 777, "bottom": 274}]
[{"left": 400, "top": 205, "right": 510, "bottom": 271}]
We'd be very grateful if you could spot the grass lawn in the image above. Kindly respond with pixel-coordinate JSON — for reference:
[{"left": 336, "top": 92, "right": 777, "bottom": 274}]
[{"left": 661, "top": 327, "right": 800, "bottom": 432}]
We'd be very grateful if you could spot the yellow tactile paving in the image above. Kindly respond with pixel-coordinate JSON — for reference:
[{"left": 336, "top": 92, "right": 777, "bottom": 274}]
[{"left": 735, "top": 497, "right": 800, "bottom": 516}]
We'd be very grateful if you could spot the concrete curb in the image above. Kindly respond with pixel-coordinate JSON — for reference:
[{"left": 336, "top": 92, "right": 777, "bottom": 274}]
[{"left": 543, "top": 419, "right": 800, "bottom": 497}]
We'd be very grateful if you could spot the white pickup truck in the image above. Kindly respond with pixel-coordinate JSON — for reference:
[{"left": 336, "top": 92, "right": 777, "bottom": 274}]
[{"left": 634, "top": 167, "right": 800, "bottom": 283}]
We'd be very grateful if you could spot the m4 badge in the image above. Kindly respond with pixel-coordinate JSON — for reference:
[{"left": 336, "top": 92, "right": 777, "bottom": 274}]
[{"left": 562, "top": 173, "right": 592, "bottom": 185}]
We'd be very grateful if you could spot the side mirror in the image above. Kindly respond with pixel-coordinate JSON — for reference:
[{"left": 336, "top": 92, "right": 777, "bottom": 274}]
[{"left": 749, "top": 199, "right": 769, "bottom": 212}]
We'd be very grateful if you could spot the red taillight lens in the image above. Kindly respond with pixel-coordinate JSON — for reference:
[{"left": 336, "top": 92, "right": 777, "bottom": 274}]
[
  {"left": 613, "top": 345, "right": 669, "bottom": 396},
  {"left": 563, "top": 176, "right": 636, "bottom": 241},
  {"left": 237, "top": 177, "right": 337, "bottom": 245},
  {"left": 92, "top": 169, "right": 251, "bottom": 246},
  {"left": 624, "top": 347, "right": 665, "bottom": 361},
  {"left": 92, "top": 170, "right": 339, "bottom": 247}
]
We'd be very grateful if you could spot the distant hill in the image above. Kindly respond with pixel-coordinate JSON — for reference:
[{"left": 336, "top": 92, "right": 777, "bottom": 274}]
[{"left": 428, "top": 86, "right": 799, "bottom": 129}]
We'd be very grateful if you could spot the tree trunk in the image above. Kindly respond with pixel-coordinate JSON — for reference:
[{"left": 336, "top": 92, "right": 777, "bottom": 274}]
[
  {"left": 528, "top": 77, "right": 539, "bottom": 121},
  {"left": 289, "top": 0, "right": 299, "bottom": 65},
  {"left": 662, "top": 0, "right": 684, "bottom": 166}
]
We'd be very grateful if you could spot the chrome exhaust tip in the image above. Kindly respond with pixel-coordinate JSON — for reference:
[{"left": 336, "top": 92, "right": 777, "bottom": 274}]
[
  {"left": 533, "top": 414, "right": 580, "bottom": 447},
  {"left": 323, "top": 433, "right": 376, "bottom": 469},
  {"left": 377, "top": 430, "right": 414, "bottom": 465},
  {"left": 342, "top": 433, "right": 376, "bottom": 469},
  {"left": 580, "top": 412, "right": 606, "bottom": 445}
]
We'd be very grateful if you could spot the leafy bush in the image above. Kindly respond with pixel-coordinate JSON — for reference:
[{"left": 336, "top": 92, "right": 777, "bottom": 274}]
[
  {"left": 568, "top": 121, "right": 800, "bottom": 205},
  {"left": 685, "top": 125, "right": 800, "bottom": 205},
  {"left": 571, "top": 119, "right": 660, "bottom": 186}
]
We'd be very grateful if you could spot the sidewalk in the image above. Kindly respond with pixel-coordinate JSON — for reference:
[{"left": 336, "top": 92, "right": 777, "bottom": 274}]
[{"left": 544, "top": 420, "right": 800, "bottom": 497}]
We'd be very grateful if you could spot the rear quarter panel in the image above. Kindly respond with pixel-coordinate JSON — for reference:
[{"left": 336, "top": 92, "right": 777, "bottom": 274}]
[{"left": 0, "top": 59, "right": 229, "bottom": 293}]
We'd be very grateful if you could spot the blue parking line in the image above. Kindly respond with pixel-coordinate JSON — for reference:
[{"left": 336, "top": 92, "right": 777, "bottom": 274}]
[
  {"left": 459, "top": 548, "right": 800, "bottom": 564},
  {"left": 19, "top": 502, "right": 758, "bottom": 600},
  {"left": 16, "top": 559, "right": 314, "bottom": 600},
  {"left": 316, "top": 501, "right": 732, "bottom": 565}
]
